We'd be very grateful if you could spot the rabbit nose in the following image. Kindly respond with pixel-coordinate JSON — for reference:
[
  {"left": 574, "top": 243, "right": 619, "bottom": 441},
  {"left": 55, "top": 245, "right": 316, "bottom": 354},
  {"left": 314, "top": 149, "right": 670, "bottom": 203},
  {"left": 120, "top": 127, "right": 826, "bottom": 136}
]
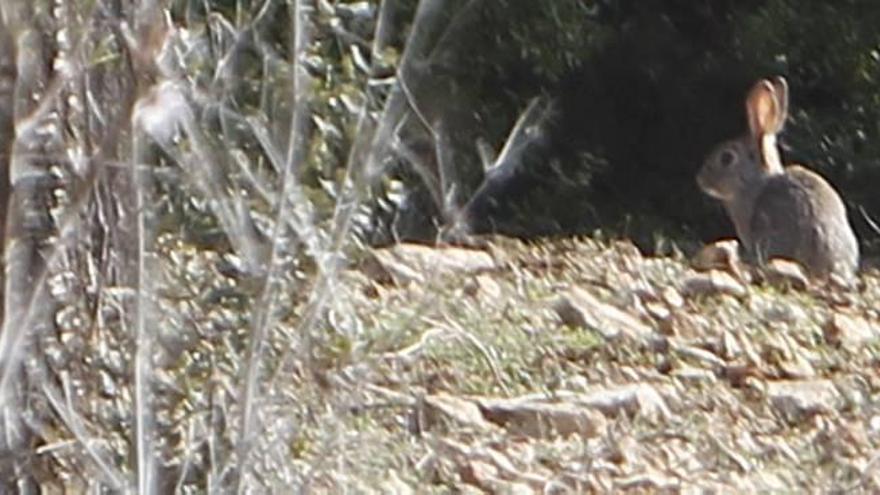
[{"left": 696, "top": 169, "right": 710, "bottom": 190}]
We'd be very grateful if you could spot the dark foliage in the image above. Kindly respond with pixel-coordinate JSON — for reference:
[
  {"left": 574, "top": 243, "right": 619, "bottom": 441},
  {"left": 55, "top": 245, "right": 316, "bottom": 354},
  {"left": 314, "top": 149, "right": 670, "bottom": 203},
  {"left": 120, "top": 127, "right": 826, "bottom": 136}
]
[
  {"left": 173, "top": 0, "right": 880, "bottom": 254},
  {"left": 416, "top": 0, "right": 880, "bottom": 253}
]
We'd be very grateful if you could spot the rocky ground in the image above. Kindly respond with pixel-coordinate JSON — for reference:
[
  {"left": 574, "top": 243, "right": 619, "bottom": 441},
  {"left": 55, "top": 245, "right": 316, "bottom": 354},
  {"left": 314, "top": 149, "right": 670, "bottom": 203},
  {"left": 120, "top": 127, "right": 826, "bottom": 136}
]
[
  {"left": 31, "top": 235, "right": 880, "bottom": 492},
  {"left": 329, "top": 237, "right": 880, "bottom": 493}
]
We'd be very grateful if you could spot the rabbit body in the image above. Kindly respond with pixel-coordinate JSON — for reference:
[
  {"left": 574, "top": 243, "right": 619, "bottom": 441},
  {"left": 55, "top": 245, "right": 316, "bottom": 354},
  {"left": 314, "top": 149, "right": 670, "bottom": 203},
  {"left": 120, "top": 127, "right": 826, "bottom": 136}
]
[{"left": 697, "top": 77, "right": 858, "bottom": 281}]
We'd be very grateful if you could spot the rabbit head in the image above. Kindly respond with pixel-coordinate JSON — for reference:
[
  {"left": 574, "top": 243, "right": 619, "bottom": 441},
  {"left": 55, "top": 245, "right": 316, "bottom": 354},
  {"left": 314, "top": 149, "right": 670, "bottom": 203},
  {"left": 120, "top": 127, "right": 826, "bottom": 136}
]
[{"left": 697, "top": 77, "right": 789, "bottom": 201}]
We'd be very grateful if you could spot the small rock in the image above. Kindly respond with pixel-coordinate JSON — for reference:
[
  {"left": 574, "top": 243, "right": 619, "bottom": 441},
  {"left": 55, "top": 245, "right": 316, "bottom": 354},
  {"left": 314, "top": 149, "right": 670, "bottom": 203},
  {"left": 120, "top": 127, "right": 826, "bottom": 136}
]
[
  {"left": 463, "top": 279, "right": 480, "bottom": 297},
  {"left": 424, "top": 394, "right": 497, "bottom": 431},
  {"left": 671, "top": 367, "right": 718, "bottom": 385},
  {"left": 683, "top": 270, "right": 747, "bottom": 299},
  {"left": 361, "top": 252, "right": 423, "bottom": 285},
  {"left": 562, "top": 375, "right": 590, "bottom": 391},
  {"left": 661, "top": 287, "right": 684, "bottom": 308},
  {"left": 778, "top": 352, "right": 816, "bottom": 380},
  {"left": 764, "top": 259, "right": 809, "bottom": 290},
  {"left": 361, "top": 280, "right": 381, "bottom": 299},
  {"left": 767, "top": 380, "right": 839, "bottom": 421},
  {"left": 668, "top": 312, "right": 708, "bottom": 340},
  {"left": 98, "top": 369, "right": 118, "bottom": 398},
  {"left": 722, "top": 363, "right": 761, "bottom": 388},
  {"left": 631, "top": 284, "right": 659, "bottom": 304},
  {"left": 692, "top": 239, "right": 750, "bottom": 281},
  {"left": 460, "top": 460, "right": 499, "bottom": 490},
  {"left": 692, "top": 239, "right": 739, "bottom": 270},
  {"left": 617, "top": 283, "right": 648, "bottom": 314},
  {"left": 477, "top": 399, "right": 607, "bottom": 439},
  {"left": 615, "top": 472, "right": 679, "bottom": 492},
  {"left": 870, "top": 415, "right": 880, "bottom": 434},
  {"left": 489, "top": 481, "right": 534, "bottom": 495},
  {"left": 645, "top": 301, "right": 671, "bottom": 322},
  {"left": 746, "top": 471, "right": 793, "bottom": 492},
  {"left": 655, "top": 356, "right": 673, "bottom": 374},
  {"left": 554, "top": 287, "right": 654, "bottom": 342},
  {"left": 400, "top": 244, "right": 496, "bottom": 272},
  {"left": 828, "top": 266, "right": 860, "bottom": 290},
  {"left": 737, "top": 332, "right": 764, "bottom": 368},
  {"left": 603, "top": 435, "right": 641, "bottom": 465},
  {"left": 824, "top": 313, "right": 879, "bottom": 349},
  {"left": 216, "top": 252, "right": 249, "bottom": 279},
  {"left": 474, "top": 274, "right": 503, "bottom": 300},
  {"left": 838, "top": 375, "right": 869, "bottom": 409},
  {"left": 835, "top": 420, "right": 870, "bottom": 455},
  {"left": 826, "top": 287, "right": 859, "bottom": 306},
  {"left": 43, "top": 341, "right": 69, "bottom": 371},
  {"left": 364, "top": 243, "right": 496, "bottom": 285},
  {"left": 762, "top": 334, "right": 816, "bottom": 379},
  {"left": 760, "top": 301, "right": 807, "bottom": 324},
  {"left": 645, "top": 300, "right": 677, "bottom": 335},
  {"left": 721, "top": 331, "right": 743, "bottom": 360},
  {"left": 612, "top": 239, "right": 643, "bottom": 260},
  {"left": 572, "top": 384, "right": 672, "bottom": 423},
  {"left": 673, "top": 343, "right": 726, "bottom": 369},
  {"left": 442, "top": 439, "right": 548, "bottom": 493}
]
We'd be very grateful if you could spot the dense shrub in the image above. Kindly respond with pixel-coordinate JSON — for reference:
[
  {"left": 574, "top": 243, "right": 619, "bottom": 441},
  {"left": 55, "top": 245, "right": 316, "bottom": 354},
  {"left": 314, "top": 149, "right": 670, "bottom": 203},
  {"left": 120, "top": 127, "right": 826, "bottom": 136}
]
[
  {"left": 166, "top": 0, "right": 880, "bottom": 252},
  {"left": 271, "top": 0, "right": 878, "bottom": 253}
]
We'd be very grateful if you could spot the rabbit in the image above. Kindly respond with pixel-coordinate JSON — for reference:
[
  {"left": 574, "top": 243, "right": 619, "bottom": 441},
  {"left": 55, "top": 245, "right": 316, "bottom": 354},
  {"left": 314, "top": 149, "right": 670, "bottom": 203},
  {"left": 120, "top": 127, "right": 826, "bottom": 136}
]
[{"left": 697, "top": 76, "right": 859, "bottom": 282}]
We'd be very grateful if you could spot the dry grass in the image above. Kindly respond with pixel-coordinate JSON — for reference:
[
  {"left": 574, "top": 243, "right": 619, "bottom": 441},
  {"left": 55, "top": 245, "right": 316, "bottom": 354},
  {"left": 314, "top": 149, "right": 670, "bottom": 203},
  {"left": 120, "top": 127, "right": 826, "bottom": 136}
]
[
  {"left": 32, "top": 233, "right": 880, "bottom": 492},
  {"left": 3, "top": 1, "right": 880, "bottom": 492}
]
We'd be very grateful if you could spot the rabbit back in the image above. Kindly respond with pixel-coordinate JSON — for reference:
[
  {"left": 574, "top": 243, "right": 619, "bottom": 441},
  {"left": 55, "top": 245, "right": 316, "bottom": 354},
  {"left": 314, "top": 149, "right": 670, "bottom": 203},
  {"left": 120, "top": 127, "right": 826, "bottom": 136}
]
[{"left": 750, "top": 165, "right": 858, "bottom": 279}]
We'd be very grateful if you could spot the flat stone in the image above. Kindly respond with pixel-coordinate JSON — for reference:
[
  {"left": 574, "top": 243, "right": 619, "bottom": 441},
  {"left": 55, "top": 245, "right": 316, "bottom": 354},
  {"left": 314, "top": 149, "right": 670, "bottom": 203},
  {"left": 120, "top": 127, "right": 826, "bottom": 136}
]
[
  {"left": 778, "top": 352, "right": 816, "bottom": 380},
  {"left": 459, "top": 460, "right": 499, "bottom": 490},
  {"left": 364, "top": 243, "right": 497, "bottom": 284},
  {"left": 424, "top": 394, "right": 497, "bottom": 431},
  {"left": 571, "top": 384, "right": 672, "bottom": 423},
  {"left": 661, "top": 287, "right": 684, "bottom": 308},
  {"left": 692, "top": 239, "right": 749, "bottom": 281},
  {"left": 477, "top": 398, "right": 607, "bottom": 439},
  {"left": 673, "top": 343, "right": 726, "bottom": 369},
  {"left": 764, "top": 258, "right": 809, "bottom": 290},
  {"left": 645, "top": 301, "right": 671, "bottom": 322},
  {"left": 671, "top": 367, "right": 718, "bottom": 385},
  {"left": 474, "top": 274, "right": 503, "bottom": 300},
  {"left": 767, "top": 380, "right": 839, "bottom": 421},
  {"left": 683, "top": 270, "right": 747, "bottom": 299},
  {"left": 692, "top": 239, "right": 739, "bottom": 268},
  {"left": 615, "top": 472, "right": 680, "bottom": 492},
  {"left": 760, "top": 301, "right": 807, "bottom": 324},
  {"left": 554, "top": 287, "right": 654, "bottom": 342},
  {"left": 824, "top": 313, "right": 879, "bottom": 349}
]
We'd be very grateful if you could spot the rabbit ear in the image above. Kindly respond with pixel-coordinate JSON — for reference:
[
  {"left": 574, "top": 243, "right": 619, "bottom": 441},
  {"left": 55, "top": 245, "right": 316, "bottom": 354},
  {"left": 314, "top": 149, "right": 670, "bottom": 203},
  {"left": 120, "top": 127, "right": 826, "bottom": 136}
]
[
  {"left": 746, "top": 79, "right": 784, "bottom": 137},
  {"left": 746, "top": 78, "right": 785, "bottom": 174},
  {"left": 770, "top": 76, "right": 789, "bottom": 128}
]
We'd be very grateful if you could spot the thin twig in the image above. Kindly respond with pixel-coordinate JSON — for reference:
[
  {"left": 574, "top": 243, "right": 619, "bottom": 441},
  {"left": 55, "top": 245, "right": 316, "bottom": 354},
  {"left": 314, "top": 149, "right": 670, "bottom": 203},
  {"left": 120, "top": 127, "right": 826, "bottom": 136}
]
[{"left": 234, "top": 0, "right": 313, "bottom": 491}]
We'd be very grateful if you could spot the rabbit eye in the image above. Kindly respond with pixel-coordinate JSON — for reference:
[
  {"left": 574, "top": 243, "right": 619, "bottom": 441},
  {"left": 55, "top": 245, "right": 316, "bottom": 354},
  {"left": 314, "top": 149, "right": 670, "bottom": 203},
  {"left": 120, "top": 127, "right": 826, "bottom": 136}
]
[{"left": 719, "top": 150, "right": 736, "bottom": 167}]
